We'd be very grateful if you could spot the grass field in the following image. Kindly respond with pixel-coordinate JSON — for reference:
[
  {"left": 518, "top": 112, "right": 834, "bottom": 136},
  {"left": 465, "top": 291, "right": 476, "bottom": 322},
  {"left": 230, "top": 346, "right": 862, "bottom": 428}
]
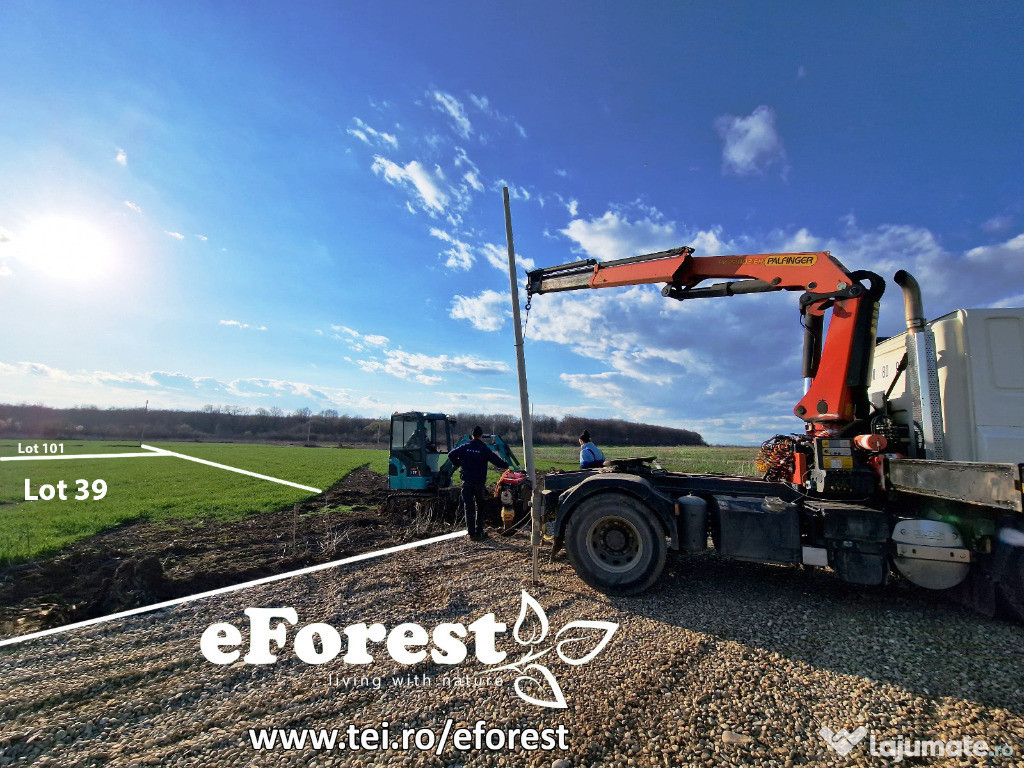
[
  {"left": 0, "top": 440, "right": 388, "bottom": 564},
  {"left": 0, "top": 439, "right": 756, "bottom": 564},
  {"left": 532, "top": 444, "right": 758, "bottom": 475}
]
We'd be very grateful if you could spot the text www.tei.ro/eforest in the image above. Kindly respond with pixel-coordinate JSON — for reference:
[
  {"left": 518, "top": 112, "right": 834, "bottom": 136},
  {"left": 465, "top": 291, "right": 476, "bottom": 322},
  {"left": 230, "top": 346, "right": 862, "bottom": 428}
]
[{"left": 247, "top": 720, "right": 570, "bottom": 754}]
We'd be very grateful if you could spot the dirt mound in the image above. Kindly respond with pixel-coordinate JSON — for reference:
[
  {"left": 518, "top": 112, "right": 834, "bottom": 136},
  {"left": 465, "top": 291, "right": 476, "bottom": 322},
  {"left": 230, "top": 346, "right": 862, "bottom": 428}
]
[{"left": 0, "top": 465, "right": 457, "bottom": 639}]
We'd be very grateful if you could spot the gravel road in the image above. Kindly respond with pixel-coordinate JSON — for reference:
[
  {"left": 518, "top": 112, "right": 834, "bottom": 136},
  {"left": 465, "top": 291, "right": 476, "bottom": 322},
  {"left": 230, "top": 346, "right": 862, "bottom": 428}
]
[{"left": 2, "top": 534, "right": 1023, "bottom": 767}]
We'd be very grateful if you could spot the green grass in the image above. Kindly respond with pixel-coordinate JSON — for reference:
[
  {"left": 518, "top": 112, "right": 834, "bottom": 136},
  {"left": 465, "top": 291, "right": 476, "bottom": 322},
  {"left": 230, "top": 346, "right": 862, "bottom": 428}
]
[
  {"left": 0, "top": 439, "right": 755, "bottom": 564},
  {"left": 531, "top": 444, "right": 758, "bottom": 475},
  {"left": 0, "top": 441, "right": 388, "bottom": 564}
]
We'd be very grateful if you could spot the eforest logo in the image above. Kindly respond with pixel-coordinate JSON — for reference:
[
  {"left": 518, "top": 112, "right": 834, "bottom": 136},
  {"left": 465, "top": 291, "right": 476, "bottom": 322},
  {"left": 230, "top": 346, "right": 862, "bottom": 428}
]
[{"left": 201, "top": 591, "right": 618, "bottom": 709}]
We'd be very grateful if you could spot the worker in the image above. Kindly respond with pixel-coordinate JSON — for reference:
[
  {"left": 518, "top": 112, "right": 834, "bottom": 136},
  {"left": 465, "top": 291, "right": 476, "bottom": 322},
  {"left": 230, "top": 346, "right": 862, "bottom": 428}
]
[
  {"left": 579, "top": 430, "right": 605, "bottom": 469},
  {"left": 447, "top": 426, "right": 509, "bottom": 540}
]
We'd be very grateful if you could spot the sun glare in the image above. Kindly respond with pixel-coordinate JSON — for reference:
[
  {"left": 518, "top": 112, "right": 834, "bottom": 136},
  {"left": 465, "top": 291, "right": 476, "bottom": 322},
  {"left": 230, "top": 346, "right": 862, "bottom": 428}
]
[{"left": 18, "top": 216, "right": 117, "bottom": 280}]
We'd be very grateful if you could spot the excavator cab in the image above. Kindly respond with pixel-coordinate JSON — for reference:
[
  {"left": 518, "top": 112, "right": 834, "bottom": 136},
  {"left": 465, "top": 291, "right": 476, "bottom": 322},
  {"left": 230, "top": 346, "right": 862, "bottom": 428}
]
[{"left": 388, "top": 412, "right": 457, "bottom": 491}]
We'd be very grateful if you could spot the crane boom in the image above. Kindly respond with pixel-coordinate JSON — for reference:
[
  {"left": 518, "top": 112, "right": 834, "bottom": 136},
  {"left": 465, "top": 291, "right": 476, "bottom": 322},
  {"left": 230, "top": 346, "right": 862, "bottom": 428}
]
[{"left": 526, "top": 246, "right": 884, "bottom": 430}]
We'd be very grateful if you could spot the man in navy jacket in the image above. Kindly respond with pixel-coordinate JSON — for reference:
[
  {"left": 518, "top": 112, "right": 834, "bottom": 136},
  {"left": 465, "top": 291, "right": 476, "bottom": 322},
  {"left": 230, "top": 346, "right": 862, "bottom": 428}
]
[{"left": 448, "top": 426, "right": 509, "bottom": 540}]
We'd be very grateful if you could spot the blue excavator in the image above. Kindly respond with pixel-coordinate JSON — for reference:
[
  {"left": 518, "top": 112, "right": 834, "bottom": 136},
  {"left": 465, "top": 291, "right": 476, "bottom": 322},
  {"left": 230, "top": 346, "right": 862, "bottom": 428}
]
[{"left": 387, "top": 411, "right": 530, "bottom": 529}]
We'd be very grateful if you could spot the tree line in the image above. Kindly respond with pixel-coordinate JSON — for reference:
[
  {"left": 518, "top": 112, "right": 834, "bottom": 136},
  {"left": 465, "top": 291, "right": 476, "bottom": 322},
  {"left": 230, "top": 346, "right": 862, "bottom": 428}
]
[{"left": 0, "top": 403, "right": 705, "bottom": 447}]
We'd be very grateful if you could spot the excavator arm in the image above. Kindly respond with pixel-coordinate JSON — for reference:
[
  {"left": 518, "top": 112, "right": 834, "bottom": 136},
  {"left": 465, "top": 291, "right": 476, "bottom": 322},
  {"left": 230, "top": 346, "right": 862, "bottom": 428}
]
[{"left": 526, "top": 247, "right": 884, "bottom": 430}]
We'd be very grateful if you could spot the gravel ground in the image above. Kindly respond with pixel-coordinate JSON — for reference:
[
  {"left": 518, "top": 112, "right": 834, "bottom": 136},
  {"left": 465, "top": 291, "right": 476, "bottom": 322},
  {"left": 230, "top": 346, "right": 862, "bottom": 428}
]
[{"left": 2, "top": 534, "right": 1023, "bottom": 768}]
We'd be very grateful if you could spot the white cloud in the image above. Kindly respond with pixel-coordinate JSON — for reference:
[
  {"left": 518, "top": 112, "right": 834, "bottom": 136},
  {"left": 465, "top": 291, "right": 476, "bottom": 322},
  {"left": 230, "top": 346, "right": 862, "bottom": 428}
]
[
  {"left": 561, "top": 372, "right": 627, "bottom": 404},
  {"left": 115, "top": 148, "right": 127, "bottom": 166},
  {"left": 165, "top": 231, "right": 185, "bottom": 240},
  {"left": 0, "top": 262, "right": 12, "bottom": 278},
  {"left": 0, "top": 360, "right": 382, "bottom": 413},
  {"left": 964, "top": 232, "right": 1024, "bottom": 265},
  {"left": 497, "top": 180, "right": 531, "bottom": 201},
  {"left": 797, "top": 66, "right": 806, "bottom": 79},
  {"left": 485, "top": 241, "right": 535, "bottom": 272},
  {"left": 714, "top": 105, "right": 788, "bottom": 177},
  {"left": 372, "top": 156, "right": 449, "bottom": 214},
  {"left": 347, "top": 117, "right": 398, "bottom": 148},
  {"left": 431, "top": 90, "right": 473, "bottom": 138},
  {"left": 464, "top": 171, "right": 484, "bottom": 191},
  {"left": 555, "top": 169, "right": 568, "bottom": 178},
  {"left": 430, "top": 227, "right": 474, "bottom": 270},
  {"left": 566, "top": 199, "right": 578, "bottom": 216},
  {"left": 450, "top": 289, "right": 510, "bottom": 331},
  {"left": 124, "top": 200, "right": 142, "bottom": 213},
  {"left": 354, "top": 349, "right": 509, "bottom": 386},
  {"left": 466, "top": 92, "right": 527, "bottom": 140},
  {"left": 196, "top": 234, "right": 208, "bottom": 242},
  {"left": 327, "top": 322, "right": 507, "bottom": 385},
  {"left": 329, "top": 325, "right": 390, "bottom": 349},
  {"left": 219, "top": 319, "right": 267, "bottom": 331},
  {"left": 560, "top": 210, "right": 680, "bottom": 261},
  {"left": 982, "top": 214, "right": 1012, "bottom": 233}
]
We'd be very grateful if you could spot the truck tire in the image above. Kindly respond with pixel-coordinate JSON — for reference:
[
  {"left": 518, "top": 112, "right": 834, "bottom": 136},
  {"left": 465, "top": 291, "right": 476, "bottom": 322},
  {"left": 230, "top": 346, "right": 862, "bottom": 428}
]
[{"left": 565, "top": 492, "right": 667, "bottom": 595}]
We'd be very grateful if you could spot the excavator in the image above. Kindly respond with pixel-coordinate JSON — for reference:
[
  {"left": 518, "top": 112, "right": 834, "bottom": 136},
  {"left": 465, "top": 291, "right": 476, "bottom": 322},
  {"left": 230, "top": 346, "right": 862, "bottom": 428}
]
[
  {"left": 387, "top": 411, "right": 531, "bottom": 527},
  {"left": 526, "top": 247, "right": 1024, "bottom": 620}
]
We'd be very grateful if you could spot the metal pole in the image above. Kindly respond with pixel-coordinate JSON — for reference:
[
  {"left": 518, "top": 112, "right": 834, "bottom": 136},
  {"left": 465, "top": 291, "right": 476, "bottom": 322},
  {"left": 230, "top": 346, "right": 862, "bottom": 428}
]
[
  {"left": 503, "top": 187, "right": 541, "bottom": 585},
  {"left": 139, "top": 399, "right": 148, "bottom": 447}
]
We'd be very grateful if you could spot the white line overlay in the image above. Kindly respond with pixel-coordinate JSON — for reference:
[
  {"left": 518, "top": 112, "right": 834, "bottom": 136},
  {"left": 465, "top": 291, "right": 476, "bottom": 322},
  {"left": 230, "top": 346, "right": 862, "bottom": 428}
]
[
  {"left": 141, "top": 444, "right": 323, "bottom": 493},
  {"left": 1, "top": 450, "right": 172, "bottom": 462},
  {"left": 0, "top": 530, "right": 468, "bottom": 648}
]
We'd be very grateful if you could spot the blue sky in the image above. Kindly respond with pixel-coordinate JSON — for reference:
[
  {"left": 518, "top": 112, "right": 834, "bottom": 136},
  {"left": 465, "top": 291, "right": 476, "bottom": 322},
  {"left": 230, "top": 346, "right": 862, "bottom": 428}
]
[{"left": 1, "top": 2, "right": 1022, "bottom": 444}]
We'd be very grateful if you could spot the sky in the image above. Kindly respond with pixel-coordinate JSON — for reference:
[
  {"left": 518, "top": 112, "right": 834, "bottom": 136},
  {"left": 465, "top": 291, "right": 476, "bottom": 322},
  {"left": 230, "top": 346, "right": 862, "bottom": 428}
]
[{"left": 1, "top": 2, "right": 1022, "bottom": 445}]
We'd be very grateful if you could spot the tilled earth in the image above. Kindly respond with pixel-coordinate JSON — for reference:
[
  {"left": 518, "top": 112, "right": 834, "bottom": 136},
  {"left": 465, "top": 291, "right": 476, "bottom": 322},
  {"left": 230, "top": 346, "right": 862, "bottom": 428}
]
[
  {"left": 0, "top": 466, "right": 465, "bottom": 639},
  {"left": 2, "top": 530, "right": 1024, "bottom": 767}
]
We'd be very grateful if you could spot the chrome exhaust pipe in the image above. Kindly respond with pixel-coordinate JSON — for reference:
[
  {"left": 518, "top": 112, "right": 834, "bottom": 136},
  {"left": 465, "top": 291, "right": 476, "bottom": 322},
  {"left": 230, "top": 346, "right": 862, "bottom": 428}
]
[
  {"left": 893, "top": 270, "right": 944, "bottom": 459},
  {"left": 894, "top": 270, "right": 926, "bottom": 331}
]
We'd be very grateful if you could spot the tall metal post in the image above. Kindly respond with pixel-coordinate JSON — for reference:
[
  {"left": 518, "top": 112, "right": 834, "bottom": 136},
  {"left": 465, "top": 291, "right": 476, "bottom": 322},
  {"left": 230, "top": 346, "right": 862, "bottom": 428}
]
[{"left": 503, "top": 187, "right": 541, "bottom": 585}]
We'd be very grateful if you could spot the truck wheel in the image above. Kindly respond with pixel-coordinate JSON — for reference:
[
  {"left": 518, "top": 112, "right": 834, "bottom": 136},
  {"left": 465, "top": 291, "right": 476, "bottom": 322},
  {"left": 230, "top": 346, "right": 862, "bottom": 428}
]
[{"left": 565, "top": 492, "right": 667, "bottom": 595}]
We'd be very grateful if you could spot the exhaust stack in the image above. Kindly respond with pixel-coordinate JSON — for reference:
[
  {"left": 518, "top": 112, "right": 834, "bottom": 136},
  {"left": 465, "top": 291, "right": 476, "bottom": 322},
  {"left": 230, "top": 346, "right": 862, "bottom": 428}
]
[{"left": 894, "top": 271, "right": 945, "bottom": 459}]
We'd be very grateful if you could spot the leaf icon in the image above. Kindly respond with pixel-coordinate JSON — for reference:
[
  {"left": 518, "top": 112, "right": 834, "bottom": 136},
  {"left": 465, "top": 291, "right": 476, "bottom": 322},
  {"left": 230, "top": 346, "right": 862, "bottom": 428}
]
[
  {"left": 554, "top": 620, "right": 618, "bottom": 666},
  {"left": 513, "top": 590, "right": 549, "bottom": 646},
  {"left": 513, "top": 664, "right": 567, "bottom": 709}
]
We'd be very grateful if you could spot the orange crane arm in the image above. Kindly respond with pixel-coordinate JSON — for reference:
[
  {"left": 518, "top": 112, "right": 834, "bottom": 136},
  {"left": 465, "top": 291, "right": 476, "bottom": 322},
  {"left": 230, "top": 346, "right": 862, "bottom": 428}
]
[{"left": 526, "top": 247, "right": 884, "bottom": 430}]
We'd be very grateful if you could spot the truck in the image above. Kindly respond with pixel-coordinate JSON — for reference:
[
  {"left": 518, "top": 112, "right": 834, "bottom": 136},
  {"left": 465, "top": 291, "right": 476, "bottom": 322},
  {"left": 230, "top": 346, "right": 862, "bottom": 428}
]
[{"left": 526, "top": 247, "right": 1024, "bottom": 621}]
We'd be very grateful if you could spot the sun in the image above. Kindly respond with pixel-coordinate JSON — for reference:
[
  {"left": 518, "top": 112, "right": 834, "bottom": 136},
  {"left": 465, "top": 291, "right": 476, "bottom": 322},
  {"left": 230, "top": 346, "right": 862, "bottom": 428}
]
[{"left": 18, "top": 215, "right": 117, "bottom": 280}]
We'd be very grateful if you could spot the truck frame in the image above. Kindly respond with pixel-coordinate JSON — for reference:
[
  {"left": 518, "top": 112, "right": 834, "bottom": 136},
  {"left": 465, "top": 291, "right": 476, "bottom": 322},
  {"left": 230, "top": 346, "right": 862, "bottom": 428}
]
[{"left": 526, "top": 248, "right": 1024, "bottom": 621}]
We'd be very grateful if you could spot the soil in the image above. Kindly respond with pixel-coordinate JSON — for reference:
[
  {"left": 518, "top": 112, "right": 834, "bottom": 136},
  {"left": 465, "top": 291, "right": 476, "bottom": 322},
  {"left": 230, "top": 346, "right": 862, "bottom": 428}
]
[{"left": 0, "top": 465, "right": 471, "bottom": 639}]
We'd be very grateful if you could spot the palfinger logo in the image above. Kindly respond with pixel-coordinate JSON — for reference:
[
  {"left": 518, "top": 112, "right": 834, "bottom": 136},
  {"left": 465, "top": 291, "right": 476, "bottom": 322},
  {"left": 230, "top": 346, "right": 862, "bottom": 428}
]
[{"left": 819, "top": 725, "right": 868, "bottom": 757}]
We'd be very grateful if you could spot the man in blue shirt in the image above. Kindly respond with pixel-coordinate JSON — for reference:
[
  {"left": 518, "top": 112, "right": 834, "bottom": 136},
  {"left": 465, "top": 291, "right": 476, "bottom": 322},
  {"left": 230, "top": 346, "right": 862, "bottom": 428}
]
[
  {"left": 447, "top": 426, "right": 509, "bottom": 540},
  {"left": 579, "top": 430, "right": 605, "bottom": 469}
]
